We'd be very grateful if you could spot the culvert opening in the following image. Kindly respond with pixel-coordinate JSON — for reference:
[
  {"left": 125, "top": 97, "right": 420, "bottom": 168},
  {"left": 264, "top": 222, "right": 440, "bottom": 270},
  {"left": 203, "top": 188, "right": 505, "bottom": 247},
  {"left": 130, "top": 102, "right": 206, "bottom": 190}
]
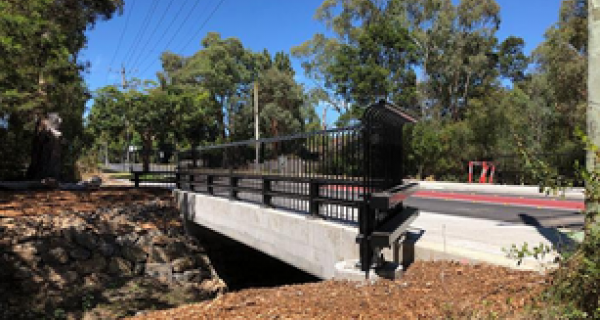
[{"left": 188, "top": 224, "right": 320, "bottom": 291}]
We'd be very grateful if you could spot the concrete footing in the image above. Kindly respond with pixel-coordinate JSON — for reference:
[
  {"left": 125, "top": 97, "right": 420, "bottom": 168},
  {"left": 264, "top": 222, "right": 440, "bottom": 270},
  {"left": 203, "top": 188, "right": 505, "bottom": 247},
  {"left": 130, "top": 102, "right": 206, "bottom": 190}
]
[{"left": 334, "top": 259, "right": 403, "bottom": 282}]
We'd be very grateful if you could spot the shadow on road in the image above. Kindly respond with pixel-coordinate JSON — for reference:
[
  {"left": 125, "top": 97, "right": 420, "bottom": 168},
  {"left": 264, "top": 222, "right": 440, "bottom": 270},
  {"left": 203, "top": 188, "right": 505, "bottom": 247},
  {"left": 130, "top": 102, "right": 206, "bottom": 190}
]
[{"left": 518, "top": 213, "right": 579, "bottom": 254}]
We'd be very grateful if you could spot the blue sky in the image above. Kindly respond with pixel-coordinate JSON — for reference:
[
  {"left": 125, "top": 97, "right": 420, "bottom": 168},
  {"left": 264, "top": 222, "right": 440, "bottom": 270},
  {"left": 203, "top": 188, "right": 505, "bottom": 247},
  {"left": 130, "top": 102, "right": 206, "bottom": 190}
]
[{"left": 81, "top": 0, "right": 564, "bottom": 123}]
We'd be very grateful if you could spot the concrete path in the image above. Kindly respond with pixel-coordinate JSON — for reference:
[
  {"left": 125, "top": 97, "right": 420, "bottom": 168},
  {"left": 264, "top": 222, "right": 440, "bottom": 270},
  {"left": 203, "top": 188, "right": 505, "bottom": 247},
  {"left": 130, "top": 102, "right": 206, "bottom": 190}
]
[{"left": 409, "top": 210, "right": 573, "bottom": 271}]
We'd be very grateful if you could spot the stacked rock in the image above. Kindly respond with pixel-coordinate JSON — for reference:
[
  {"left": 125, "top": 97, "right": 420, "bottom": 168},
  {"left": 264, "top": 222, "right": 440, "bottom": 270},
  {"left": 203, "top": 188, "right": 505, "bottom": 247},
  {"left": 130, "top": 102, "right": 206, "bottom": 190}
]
[{"left": 0, "top": 202, "right": 212, "bottom": 294}]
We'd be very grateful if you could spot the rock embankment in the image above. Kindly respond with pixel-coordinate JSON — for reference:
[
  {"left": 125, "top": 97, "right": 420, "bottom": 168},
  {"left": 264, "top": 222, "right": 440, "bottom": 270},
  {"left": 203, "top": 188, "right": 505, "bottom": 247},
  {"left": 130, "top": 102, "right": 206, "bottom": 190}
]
[{"left": 0, "top": 199, "right": 226, "bottom": 319}]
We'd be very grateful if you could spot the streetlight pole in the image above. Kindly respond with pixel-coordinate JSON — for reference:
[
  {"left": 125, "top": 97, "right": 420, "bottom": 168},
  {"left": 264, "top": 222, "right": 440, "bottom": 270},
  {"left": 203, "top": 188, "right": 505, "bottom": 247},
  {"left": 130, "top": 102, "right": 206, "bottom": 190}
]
[{"left": 254, "top": 82, "right": 260, "bottom": 173}]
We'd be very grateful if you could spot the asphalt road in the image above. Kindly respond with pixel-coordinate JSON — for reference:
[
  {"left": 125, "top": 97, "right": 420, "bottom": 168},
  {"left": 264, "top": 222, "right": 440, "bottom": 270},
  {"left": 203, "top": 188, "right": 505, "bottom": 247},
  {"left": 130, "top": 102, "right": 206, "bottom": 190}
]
[{"left": 405, "top": 195, "right": 584, "bottom": 229}]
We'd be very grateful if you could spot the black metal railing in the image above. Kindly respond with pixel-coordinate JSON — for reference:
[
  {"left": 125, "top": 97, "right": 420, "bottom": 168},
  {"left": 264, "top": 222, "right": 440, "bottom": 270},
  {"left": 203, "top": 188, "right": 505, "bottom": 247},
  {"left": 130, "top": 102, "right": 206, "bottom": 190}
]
[
  {"left": 176, "top": 101, "right": 417, "bottom": 272},
  {"left": 128, "top": 148, "right": 178, "bottom": 188},
  {"left": 177, "top": 125, "right": 366, "bottom": 221}
]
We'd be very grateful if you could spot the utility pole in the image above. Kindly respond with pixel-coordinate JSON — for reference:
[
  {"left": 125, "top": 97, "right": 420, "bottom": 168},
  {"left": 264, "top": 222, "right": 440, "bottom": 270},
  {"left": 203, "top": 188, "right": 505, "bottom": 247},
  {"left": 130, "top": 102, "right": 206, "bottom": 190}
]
[
  {"left": 588, "top": 0, "right": 600, "bottom": 228},
  {"left": 254, "top": 82, "right": 260, "bottom": 173},
  {"left": 120, "top": 65, "right": 129, "bottom": 88},
  {"left": 121, "top": 65, "right": 131, "bottom": 166},
  {"left": 115, "top": 64, "right": 136, "bottom": 168},
  {"left": 322, "top": 105, "right": 328, "bottom": 130}
]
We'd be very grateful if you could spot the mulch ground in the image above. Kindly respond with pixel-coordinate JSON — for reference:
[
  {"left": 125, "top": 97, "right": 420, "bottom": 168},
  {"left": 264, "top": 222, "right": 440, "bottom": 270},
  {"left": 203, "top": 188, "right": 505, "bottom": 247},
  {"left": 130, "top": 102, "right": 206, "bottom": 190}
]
[
  {"left": 131, "top": 261, "right": 548, "bottom": 319},
  {"left": 0, "top": 188, "right": 550, "bottom": 319},
  {"left": 0, "top": 187, "right": 171, "bottom": 217}
]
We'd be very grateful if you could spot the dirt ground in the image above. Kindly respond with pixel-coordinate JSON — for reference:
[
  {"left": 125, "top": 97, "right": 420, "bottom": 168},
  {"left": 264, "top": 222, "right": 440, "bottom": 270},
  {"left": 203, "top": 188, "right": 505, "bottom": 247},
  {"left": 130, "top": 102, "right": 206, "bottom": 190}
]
[
  {"left": 0, "top": 188, "right": 550, "bottom": 319},
  {"left": 132, "top": 261, "right": 548, "bottom": 319}
]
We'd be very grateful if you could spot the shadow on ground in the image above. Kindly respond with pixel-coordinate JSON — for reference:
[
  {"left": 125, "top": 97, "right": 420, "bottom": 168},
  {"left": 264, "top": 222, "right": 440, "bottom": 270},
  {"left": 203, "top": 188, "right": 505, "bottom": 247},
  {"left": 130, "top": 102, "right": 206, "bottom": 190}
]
[
  {"left": 187, "top": 224, "right": 320, "bottom": 291},
  {"left": 518, "top": 213, "right": 579, "bottom": 254}
]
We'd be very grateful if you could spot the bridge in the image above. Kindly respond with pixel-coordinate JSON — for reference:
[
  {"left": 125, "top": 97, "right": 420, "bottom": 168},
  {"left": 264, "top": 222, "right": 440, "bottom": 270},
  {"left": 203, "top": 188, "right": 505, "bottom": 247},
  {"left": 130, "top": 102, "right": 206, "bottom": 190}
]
[
  {"left": 132, "top": 101, "right": 570, "bottom": 280},
  {"left": 171, "top": 101, "right": 424, "bottom": 280}
]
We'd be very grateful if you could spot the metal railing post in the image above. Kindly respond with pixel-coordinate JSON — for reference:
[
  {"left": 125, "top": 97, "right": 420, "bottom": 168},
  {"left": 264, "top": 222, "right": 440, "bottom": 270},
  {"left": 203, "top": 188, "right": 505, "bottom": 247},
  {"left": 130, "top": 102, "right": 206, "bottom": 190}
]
[
  {"left": 309, "top": 179, "right": 319, "bottom": 216},
  {"left": 357, "top": 204, "right": 373, "bottom": 272},
  {"left": 230, "top": 176, "right": 238, "bottom": 199},
  {"left": 134, "top": 172, "right": 140, "bottom": 188},
  {"left": 262, "top": 178, "right": 271, "bottom": 206},
  {"left": 207, "top": 175, "right": 214, "bottom": 195}
]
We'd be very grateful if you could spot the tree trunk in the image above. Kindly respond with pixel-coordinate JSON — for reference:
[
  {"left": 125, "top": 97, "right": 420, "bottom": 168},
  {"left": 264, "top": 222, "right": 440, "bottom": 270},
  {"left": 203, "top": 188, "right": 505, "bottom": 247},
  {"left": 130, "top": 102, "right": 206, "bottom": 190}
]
[
  {"left": 26, "top": 113, "right": 62, "bottom": 181},
  {"left": 142, "top": 134, "right": 153, "bottom": 173}
]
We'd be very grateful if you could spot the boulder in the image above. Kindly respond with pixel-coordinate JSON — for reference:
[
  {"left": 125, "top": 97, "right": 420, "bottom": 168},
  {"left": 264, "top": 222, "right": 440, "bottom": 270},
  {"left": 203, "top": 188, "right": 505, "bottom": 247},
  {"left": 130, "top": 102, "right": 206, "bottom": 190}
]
[
  {"left": 145, "top": 263, "right": 173, "bottom": 282},
  {"left": 116, "top": 233, "right": 138, "bottom": 247},
  {"left": 45, "top": 267, "right": 78, "bottom": 289},
  {"left": 121, "top": 245, "right": 147, "bottom": 262},
  {"left": 14, "top": 266, "right": 34, "bottom": 280},
  {"left": 108, "top": 257, "right": 133, "bottom": 276},
  {"left": 74, "top": 231, "right": 98, "bottom": 251},
  {"left": 183, "top": 269, "right": 208, "bottom": 282},
  {"left": 11, "top": 243, "right": 38, "bottom": 262},
  {"left": 76, "top": 253, "right": 106, "bottom": 275},
  {"left": 172, "top": 257, "right": 195, "bottom": 273},
  {"left": 69, "top": 247, "right": 91, "bottom": 261},
  {"left": 97, "top": 240, "right": 116, "bottom": 257},
  {"left": 152, "top": 234, "right": 170, "bottom": 246},
  {"left": 43, "top": 247, "right": 69, "bottom": 265}
]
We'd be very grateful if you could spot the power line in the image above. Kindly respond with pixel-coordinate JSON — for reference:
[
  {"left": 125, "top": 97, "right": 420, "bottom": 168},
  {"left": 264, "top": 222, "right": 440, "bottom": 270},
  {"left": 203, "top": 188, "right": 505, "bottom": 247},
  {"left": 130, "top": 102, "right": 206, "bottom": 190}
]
[
  {"left": 122, "top": 0, "right": 159, "bottom": 68},
  {"left": 178, "top": 0, "right": 225, "bottom": 53},
  {"left": 137, "top": 0, "right": 205, "bottom": 77},
  {"left": 124, "top": 0, "right": 159, "bottom": 67},
  {"left": 129, "top": 0, "right": 176, "bottom": 71},
  {"left": 133, "top": 0, "right": 193, "bottom": 78},
  {"left": 106, "top": 0, "right": 136, "bottom": 82}
]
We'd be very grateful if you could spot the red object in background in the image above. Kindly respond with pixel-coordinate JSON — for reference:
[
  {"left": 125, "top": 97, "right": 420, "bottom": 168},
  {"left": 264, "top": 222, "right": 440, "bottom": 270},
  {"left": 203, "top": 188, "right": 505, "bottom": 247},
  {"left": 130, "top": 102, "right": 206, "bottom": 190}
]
[{"left": 468, "top": 161, "right": 495, "bottom": 183}]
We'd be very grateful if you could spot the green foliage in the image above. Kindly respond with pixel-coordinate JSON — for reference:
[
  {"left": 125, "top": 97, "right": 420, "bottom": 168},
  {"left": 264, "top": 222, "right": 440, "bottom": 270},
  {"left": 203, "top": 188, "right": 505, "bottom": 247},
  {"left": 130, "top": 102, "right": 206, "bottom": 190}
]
[
  {"left": 516, "top": 126, "right": 600, "bottom": 317},
  {"left": 498, "top": 36, "right": 529, "bottom": 82},
  {"left": 503, "top": 242, "right": 555, "bottom": 267},
  {"left": 405, "top": 121, "right": 444, "bottom": 179},
  {"left": 326, "top": 13, "right": 418, "bottom": 107},
  {"left": 86, "top": 34, "right": 310, "bottom": 163},
  {"left": 52, "top": 308, "right": 67, "bottom": 320},
  {"left": 0, "top": 0, "right": 123, "bottom": 180},
  {"left": 81, "top": 293, "right": 95, "bottom": 311}
]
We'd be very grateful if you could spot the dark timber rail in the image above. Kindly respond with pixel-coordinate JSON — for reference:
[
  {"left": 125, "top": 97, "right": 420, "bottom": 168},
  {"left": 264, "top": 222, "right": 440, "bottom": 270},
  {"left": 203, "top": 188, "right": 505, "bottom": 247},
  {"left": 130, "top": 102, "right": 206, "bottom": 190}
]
[{"left": 149, "top": 100, "right": 419, "bottom": 273}]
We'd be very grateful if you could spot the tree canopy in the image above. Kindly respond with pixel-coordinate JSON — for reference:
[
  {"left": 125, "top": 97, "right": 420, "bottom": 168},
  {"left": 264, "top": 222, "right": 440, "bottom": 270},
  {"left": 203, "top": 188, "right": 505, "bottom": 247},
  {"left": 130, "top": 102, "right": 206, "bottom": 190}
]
[{"left": 0, "top": 0, "right": 123, "bottom": 180}]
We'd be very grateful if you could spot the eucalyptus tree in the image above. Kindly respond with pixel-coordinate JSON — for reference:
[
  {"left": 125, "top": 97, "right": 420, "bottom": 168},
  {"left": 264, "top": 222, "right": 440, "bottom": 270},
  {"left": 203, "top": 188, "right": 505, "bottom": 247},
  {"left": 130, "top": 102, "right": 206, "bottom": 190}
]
[
  {"left": 293, "top": 0, "right": 506, "bottom": 122},
  {"left": 156, "top": 51, "right": 212, "bottom": 150},
  {"left": 292, "top": 0, "right": 414, "bottom": 120},
  {"left": 232, "top": 52, "right": 305, "bottom": 141},
  {"left": 0, "top": 0, "right": 123, "bottom": 179},
  {"left": 533, "top": 0, "right": 587, "bottom": 145},
  {"left": 180, "top": 33, "right": 257, "bottom": 140}
]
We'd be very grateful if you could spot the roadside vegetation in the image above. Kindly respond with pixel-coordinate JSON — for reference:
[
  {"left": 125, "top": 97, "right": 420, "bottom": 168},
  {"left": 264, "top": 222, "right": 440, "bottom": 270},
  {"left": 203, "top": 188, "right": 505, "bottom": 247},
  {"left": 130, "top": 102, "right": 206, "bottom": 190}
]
[{"left": 513, "top": 132, "right": 600, "bottom": 318}]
